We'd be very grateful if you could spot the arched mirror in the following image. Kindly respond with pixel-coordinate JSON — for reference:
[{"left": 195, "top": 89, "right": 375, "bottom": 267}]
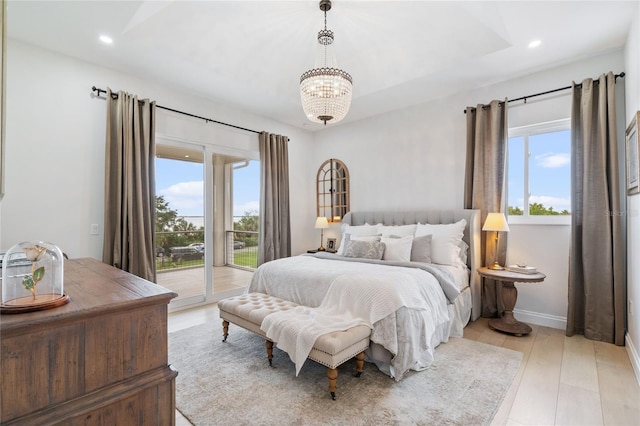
[{"left": 317, "top": 159, "right": 350, "bottom": 222}]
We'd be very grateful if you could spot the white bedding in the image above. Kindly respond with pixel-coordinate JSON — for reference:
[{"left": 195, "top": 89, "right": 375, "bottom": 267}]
[
  {"left": 247, "top": 253, "right": 467, "bottom": 380},
  {"left": 439, "top": 263, "right": 470, "bottom": 291}
]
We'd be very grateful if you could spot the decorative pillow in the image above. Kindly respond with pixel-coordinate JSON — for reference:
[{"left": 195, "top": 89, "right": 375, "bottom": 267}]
[
  {"left": 410, "top": 234, "right": 433, "bottom": 263},
  {"left": 343, "top": 240, "right": 386, "bottom": 260},
  {"left": 414, "top": 219, "right": 466, "bottom": 265},
  {"left": 381, "top": 236, "right": 413, "bottom": 262},
  {"left": 379, "top": 224, "right": 417, "bottom": 238},
  {"left": 336, "top": 223, "right": 381, "bottom": 255},
  {"left": 339, "top": 234, "right": 381, "bottom": 253}
]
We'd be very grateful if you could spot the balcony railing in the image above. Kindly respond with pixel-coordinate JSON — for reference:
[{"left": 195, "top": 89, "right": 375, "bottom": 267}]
[
  {"left": 155, "top": 229, "right": 205, "bottom": 271},
  {"left": 226, "top": 230, "right": 258, "bottom": 270},
  {"left": 154, "top": 227, "right": 258, "bottom": 272}
]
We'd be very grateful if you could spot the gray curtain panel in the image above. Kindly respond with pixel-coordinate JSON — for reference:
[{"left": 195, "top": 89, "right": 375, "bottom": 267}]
[
  {"left": 258, "top": 132, "right": 291, "bottom": 265},
  {"left": 464, "top": 100, "right": 508, "bottom": 318},
  {"left": 567, "top": 72, "right": 626, "bottom": 345},
  {"left": 102, "top": 88, "right": 157, "bottom": 283}
]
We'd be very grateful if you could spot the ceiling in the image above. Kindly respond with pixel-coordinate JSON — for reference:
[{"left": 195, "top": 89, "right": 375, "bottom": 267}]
[{"left": 5, "top": 1, "right": 637, "bottom": 131}]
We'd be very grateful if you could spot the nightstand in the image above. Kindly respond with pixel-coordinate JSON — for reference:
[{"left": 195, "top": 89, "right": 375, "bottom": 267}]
[{"left": 477, "top": 267, "right": 546, "bottom": 336}]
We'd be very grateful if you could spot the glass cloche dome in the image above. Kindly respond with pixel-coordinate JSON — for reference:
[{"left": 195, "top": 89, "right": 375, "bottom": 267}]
[{"left": 1, "top": 241, "right": 68, "bottom": 313}]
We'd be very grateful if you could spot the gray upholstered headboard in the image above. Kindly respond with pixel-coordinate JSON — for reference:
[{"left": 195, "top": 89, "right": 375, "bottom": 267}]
[{"left": 342, "top": 209, "right": 481, "bottom": 321}]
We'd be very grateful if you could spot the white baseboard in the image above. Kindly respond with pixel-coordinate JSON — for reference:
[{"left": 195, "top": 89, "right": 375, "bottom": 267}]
[
  {"left": 626, "top": 332, "right": 640, "bottom": 387},
  {"left": 513, "top": 308, "right": 567, "bottom": 330}
]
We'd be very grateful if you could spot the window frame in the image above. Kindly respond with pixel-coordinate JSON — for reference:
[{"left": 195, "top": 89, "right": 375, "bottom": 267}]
[{"left": 507, "top": 118, "right": 571, "bottom": 226}]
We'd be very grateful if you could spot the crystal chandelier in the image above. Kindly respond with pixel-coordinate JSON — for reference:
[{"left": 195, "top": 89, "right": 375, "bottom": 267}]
[{"left": 300, "top": 0, "right": 353, "bottom": 125}]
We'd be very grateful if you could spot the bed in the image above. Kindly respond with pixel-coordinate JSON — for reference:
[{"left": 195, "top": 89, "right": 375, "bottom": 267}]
[{"left": 247, "top": 209, "right": 481, "bottom": 380}]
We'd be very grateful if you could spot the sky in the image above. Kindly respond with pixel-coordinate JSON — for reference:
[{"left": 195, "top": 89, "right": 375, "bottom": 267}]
[
  {"left": 508, "top": 129, "right": 571, "bottom": 213},
  {"left": 156, "top": 158, "right": 259, "bottom": 218}
]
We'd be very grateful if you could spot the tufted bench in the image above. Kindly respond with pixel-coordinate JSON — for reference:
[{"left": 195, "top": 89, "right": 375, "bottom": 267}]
[{"left": 218, "top": 292, "right": 371, "bottom": 400}]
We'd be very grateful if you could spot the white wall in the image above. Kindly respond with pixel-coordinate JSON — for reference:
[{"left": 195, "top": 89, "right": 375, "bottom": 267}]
[
  {"left": 0, "top": 40, "right": 316, "bottom": 259},
  {"left": 624, "top": 3, "right": 640, "bottom": 383},
  {"left": 312, "top": 49, "right": 626, "bottom": 330}
]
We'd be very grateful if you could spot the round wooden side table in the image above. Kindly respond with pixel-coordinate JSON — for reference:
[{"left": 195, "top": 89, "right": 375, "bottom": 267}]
[{"left": 477, "top": 267, "right": 546, "bottom": 336}]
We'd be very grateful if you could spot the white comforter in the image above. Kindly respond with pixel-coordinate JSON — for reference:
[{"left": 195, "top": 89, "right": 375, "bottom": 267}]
[{"left": 247, "top": 254, "right": 459, "bottom": 380}]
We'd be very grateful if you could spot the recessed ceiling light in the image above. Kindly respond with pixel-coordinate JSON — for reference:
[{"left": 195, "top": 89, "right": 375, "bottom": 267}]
[
  {"left": 99, "top": 35, "right": 113, "bottom": 44},
  {"left": 528, "top": 40, "right": 541, "bottom": 49}
]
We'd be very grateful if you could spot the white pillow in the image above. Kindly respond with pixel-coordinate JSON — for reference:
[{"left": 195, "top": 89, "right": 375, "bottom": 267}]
[
  {"left": 458, "top": 240, "right": 469, "bottom": 267},
  {"left": 336, "top": 223, "right": 381, "bottom": 255},
  {"left": 379, "top": 224, "right": 417, "bottom": 238},
  {"left": 415, "top": 219, "right": 466, "bottom": 265},
  {"left": 381, "top": 236, "right": 413, "bottom": 262}
]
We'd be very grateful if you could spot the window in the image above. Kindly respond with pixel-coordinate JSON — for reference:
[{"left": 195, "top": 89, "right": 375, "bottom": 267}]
[{"left": 507, "top": 119, "right": 571, "bottom": 223}]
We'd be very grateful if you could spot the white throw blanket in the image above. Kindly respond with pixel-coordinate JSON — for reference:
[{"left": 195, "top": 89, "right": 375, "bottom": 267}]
[{"left": 260, "top": 270, "right": 449, "bottom": 376}]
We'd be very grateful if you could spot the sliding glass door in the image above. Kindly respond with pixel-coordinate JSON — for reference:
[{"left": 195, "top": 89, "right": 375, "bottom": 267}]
[
  {"left": 154, "top": 140, "right": 258, "bottom": 310},
  {"left": 155, "top": 144, "right": 207, "bottom": 307}
]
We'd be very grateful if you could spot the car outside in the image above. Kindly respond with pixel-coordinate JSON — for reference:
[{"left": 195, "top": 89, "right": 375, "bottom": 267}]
[
  {"left": 168, "top": 246, "right": 203, "bottom": 263},
  {"left": 189, "top": 242, "right": 205, "bottom": 253},
  {"left": 233, "top": 241, "right": 245, "bottom": 249}
]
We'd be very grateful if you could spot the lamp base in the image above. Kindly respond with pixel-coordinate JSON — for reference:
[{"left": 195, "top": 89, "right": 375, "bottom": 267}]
[
  {"left": 489, "top": 261, "right": 504, "bottom": 270},
  {"left": 318, "top": 246, "right": 326, "bottom": 251}
]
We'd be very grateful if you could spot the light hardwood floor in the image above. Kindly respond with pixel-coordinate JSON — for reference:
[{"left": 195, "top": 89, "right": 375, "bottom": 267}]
[
  {"left": 158, "top": 266, "right": 253, "bottom": 300},
  {"left": 170, "top": 305, "right": 640, "bottom": 425}
]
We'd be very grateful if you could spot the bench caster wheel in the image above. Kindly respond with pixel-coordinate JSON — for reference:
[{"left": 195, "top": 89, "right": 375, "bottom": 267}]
[{"left": 330, "top": 392, "right": 336, "bottom": 400}]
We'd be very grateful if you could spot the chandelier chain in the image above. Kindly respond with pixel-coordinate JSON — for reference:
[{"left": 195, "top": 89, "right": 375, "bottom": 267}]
[
  {"left": 324, "top": 10, "right": 328, "bottom": 67},
  {"left": 324, "top": 9, "right": 327, "bottom": 31}
]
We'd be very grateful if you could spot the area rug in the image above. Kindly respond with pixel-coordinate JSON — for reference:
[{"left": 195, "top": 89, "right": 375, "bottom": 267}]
[{"left": 169, "top": 322, "right": 522, "bottom": 426}]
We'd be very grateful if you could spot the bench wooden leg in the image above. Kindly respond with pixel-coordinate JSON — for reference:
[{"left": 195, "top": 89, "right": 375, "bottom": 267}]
[
  {"left": 355, "top": 351, "right": 365, "bottom": 377},
  {"left": 222, "top": 320, "right": 229, "bottom": 342},
  {"left": 265, "top": 340, "right": 274, "bottom": 367},
  {"left": 327, "top": 367, "right": 338, "bottom": 400}
]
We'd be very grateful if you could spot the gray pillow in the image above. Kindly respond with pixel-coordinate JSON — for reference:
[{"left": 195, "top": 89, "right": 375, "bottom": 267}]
[
  {"left": 343, "top": 240, "right": 386, "bottom": 260},
  {"left": 410, "top": 234, "right": 433, "bottom": 263}
]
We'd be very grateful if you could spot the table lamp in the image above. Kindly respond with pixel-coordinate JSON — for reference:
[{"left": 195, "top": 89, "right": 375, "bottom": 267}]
[
  {"left": 482, "top": 212, "right": 510, "bottom": 270},
  {"left": 315, "top": 217, "right": 329, "bottom": 251}
]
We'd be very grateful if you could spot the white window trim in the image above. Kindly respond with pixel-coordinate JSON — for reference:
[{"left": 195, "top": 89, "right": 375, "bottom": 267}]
[
  {"left": 508, "top": 118, "right": 571, "bottom": 226},
  {"left": 508, "top": 215, "right": 571, "bottom": 226},
  {"left": 509, "top": 118, "right": 571, "bottom": 137}
]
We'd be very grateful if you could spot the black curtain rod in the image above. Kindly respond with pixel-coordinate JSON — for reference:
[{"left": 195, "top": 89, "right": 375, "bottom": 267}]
[
  {"left": 464, "top": 72, "right": 625, "bottom": 113},
  {"left": 91, "top": 86, "right": 261, "bottom": 135}
]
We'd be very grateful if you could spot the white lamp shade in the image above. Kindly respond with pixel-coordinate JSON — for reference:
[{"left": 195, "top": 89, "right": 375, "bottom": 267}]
[
  {"left": 482, "top": 213, "right": 510, "bottom": 232},
  {"left": 315, "top": 217, "right": 329, "bottom": 229}
]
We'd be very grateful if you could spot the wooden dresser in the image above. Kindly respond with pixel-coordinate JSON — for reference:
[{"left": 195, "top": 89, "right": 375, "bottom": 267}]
[{"left": 0, "top": 258, "right": 178, "bottom": 425}]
